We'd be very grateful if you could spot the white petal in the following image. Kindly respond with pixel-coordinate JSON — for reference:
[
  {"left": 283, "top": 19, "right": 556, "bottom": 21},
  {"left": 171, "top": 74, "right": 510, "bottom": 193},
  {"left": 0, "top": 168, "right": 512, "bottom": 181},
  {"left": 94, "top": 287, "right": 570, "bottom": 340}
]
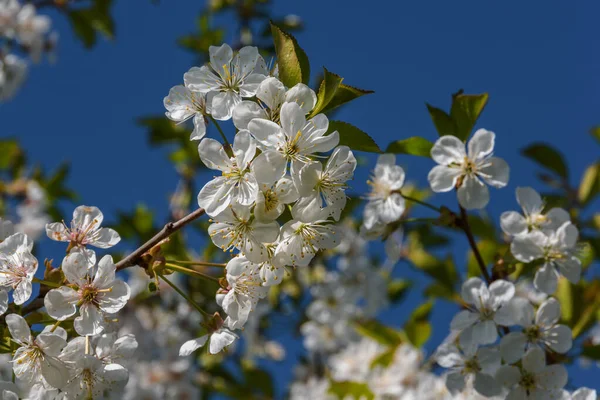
[
  {"left": 191, "top": 113, "right": 208, "bottom": 140},
  {"left": 198, "top": 177, "right": 234, "bottom": 216},
  {"left": 198, "top": 138, "right": 230, "bottom": 171},
  {"left": 428, "top": 165, "right": 461, "bottom": 193},
  {"left": 536, "top": 297, "right": 561, "bottom": 327},
  {"left": 536, "top": 364, "right": 568, "bottom": 390},
  {"left": 467, "top": 129, "right": 495, "bottom": 160},
  {"left": 98, "top": 279, "right": 130, "bottom": 314},
  {"left": 251, "top": 151, "right": 287, "bottom": 185},
  {"left": 74, "top": 303, "right": 105, "bottom": 336},
  {"left": 40, "top": 355, "right": 69, "bottom": 389},
  {"left": 435, "top": 344, "right": 463, "bottom": 368},
  {"left": 511, "top": 231, "right": 546, "bottom": 262},
  {"left": 445, "top": 371, "right": 466, "bottom": 394},
  {"left": 179, "top": 335, "right": 208, "bottom": 356},
  {"left": 489, "top": 279, "right": 515, "bottom": 308},
  {"left": 61, "top": 251, "right": 90, "bottom": 286},
  {"left": 6, "top": 313, "right": 31, "bottom": 343},
  {"left": 543, "top": 325, "right": 572, "bottom": 354},
  {"left": 0, "top": 290, "right": 7, "bottom": 316},
  {"left": 522, "top": 347, "right": 546, "bottom": 373},
  {"left": 501, "top": 211, "right": 528, "bottom": 236},
  {"left": 516, "top": 187, "right": 543, "bottom": 215},
  {"left": 474, "top": 372, "right": 502, "bottom": 397},
  {"left": 471, "top": 320, "right": 498, "bottom": 345},
  {"left": 210, "top": 91, "right": 240, "bottom": 121},
  {"left": 36, "top": 333, "right": 66, "bottom": 356},
  {"left": 571, "top": 388, "right": 597, "bottom": 400},
  {"left": 13, "top": 279, "right": 32, "bottom": 305},
  {"left": 184, "top": 66, "right": 221, "bottom": 93},
  {"left": 495, "top": 365, "right": 522, "bottom": 388},
  {"left": 90, "top": 227, "right": 120, "bottom": 249},
  {"left": 44, "top": 287, "right": 78, "bottom": 320},
  {"left": 379, "top": 194, "right": 405, "bottom": 224},
  {"left": 450, "top": 310, "right": 479, "bottom": 332},
  {"left": 285, "top": 83, "right": 317, "bottom": 114},
  {"left": 431, "top": 135, "right": 466, "bottom": 165},
  {"left": 209, "top": 329, "right": 237, "bottom": 354},
  {"left": 232, "top": 101, "right": 267, "bottom": 130},
  {"left": 461, "top": 277, "right": 487, "bottom": 306},
  {"left": 478, "top": 156, "right": 510, "bottom": 188},
  {"left": 499, "top": 332, "right": 528, "bottom": 363},
  {"left": 256, "top": 77, "right": 285, "bottom": 110},
  {"left": 92, "top": 254, "right": 116, "bottom": 289},
  {"left": 72, "top": 205, "right": 104, "bottom": 231},
  {"left": 45, "top": 222, "right": 69, "bottom": 242},
  {"left": 534, "top": 264, "right": 560, "bottom": 294},
  {"left": 555, "top": 258, "right": 581, "bottom": 284},
  {"left": 457, "top": 175, "right": 490, "bottom": 210},
  {"left": 280, "top": 102, "right": 306, "bottom": 139}
]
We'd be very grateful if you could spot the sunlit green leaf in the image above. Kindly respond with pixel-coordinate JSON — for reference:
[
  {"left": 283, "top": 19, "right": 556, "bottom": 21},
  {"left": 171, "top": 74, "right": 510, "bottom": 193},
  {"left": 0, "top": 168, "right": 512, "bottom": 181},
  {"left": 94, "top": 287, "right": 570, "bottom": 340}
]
[
  {"left": 578, "top": 163, "right": 600, "bottom": 205},
  {"left": 310, "top": 68, "right": 344, "bottom": 117},
  {"left": 329, "top": 381, "right": 374, "bottom": 400},
  {"left": 386, "top": 137, "right": 433, "bottom": 157},
  {"left": 320, "top": 83, "right": 373, "bottom": 114},
  {"left": 521, "top": 143, "right": 568, "bottom": 179},
  {"left": 449, "top": 92, "right": 489, "bottom": 141},
  {"left": 270, "top": 21, "right": 310, "bottom": 87},
  {"left": 426, "top": 104, "right": 455, "bottom": 137},
  {"left": 355, "top": 319, "right": 404, "bottom": 346},
  {"left": 329, "top": 121, "right": 381, "bottom": 153}
]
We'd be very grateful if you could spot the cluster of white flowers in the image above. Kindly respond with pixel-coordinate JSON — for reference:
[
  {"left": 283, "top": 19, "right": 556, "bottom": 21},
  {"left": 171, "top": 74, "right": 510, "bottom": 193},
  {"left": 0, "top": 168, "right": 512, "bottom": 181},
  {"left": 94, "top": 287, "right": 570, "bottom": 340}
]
[
  {"left": 0, "top": 206, "right": 138, "bottom": 398},
  {"left": 0, "top": 0, "right": 56, "bottom": 101},
  {"left": 433, "top": 186, "right": 590, "bottom": 399},
  {"left": 163, "top": 43, "right": 357, "bottom": 356}
]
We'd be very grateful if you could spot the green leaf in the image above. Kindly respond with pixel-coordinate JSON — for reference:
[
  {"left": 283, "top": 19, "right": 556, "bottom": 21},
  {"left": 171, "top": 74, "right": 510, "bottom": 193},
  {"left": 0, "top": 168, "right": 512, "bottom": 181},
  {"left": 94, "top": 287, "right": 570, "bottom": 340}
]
[
  {"left": 310, "top": 67, "right": 344, "bottom": 117},
  {"left": 370, "top": 344, "right": 399, "bottom": 368},
  {"left": 521, "top": 143, "right": 568, "bottom": 179},
  {"left": 582, "top": 345, "right": 600, "bottom": 360},
  {"left": 426, "top": 104, "right": 456, "bottom": 137},
  {"left": 329, "top": 121, "right": 381, "bottom": 153},
  {"left": 355, "top": 319, "right": 404, "bottom": 346},
  {"left": 67, "top": 0, "right": 115, "bottom": 49},
  {"left": 404, "top": 301, "right": 434, "bottom": 347},
  {"left": 320, "top": 83, "right": 374, "bottom": 114},
  {"left": 590, "top": 126, "right": 600, "bottom": 144},
  {"left": 329, "top": 381, "right": 374, "bottom": 400},
  {"left": 386, "top": 137, "right": 433, "bottom": 157},
  {"left": 449, "top": 92, "right": 489, "bottom": 141},
  {"left": 387, "top": 279, "right": 411, "bottom": 303},
  {"left": 270, "top": 21, "right": 310, "bottom": 87},
  {"left": 0, "top": 139, "right": 22, "bottom": 170},
  {"left": 578, "top": 163, "right": 600, "bottom": 205}
]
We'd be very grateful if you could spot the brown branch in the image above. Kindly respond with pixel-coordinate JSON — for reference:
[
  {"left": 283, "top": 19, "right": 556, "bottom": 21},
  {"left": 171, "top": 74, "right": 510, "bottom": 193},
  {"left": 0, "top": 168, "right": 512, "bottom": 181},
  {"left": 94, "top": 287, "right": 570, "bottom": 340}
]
[
  {"left": 459, "top": 206, "right": 491, "bottom": 284},
  {"left": 115, "top": 207, "right": 206, "bottom": 271}
]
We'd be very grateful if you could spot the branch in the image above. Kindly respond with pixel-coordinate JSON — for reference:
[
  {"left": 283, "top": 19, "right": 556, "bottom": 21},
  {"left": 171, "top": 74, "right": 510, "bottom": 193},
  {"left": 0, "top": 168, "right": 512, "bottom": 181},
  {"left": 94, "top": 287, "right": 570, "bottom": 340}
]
[
  {"left": 459, "top": 206, "right": 491, "bottom": 284},
  {"left": 115, "top": 207, "right": 206, "bottom": 271}
]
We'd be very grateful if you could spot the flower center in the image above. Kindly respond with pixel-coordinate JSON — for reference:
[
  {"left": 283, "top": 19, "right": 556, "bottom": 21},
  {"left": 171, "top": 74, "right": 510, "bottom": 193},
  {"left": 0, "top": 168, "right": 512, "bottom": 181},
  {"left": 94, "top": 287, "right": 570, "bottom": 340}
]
[
  {"left": 519, "top": 371, "right": 536, "bottom": 391},
  {"left": 263, "top": 190, "right": 279, "bottom": 212},
  {"left": 463, "top": 358, "right": 481, "bottom": 374},
  {"left": 525, "top": 325, "right": 541, "bottom": 342}
]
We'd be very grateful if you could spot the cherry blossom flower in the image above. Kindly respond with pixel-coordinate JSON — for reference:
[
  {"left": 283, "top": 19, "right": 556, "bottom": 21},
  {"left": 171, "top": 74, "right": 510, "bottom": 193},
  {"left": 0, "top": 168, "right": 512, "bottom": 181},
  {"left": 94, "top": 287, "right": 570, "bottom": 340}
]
[
  {"left": 197, "top": 131, "right": 258, "bottom": 216},
  {"left": 363, "top": 153, "right": 405, "bottom": 230},
  {"left": 428, "top": 129, "right": 509, "bottom": 209},
  {"left": 562, "top": 388, "right": 597, "bottom": 400},
  {"left": 501, "top": 187, "right": 570, "bottom": 237},
  {"left": 451, "top": 277, "right": 517, "bottom": 347},
  {"left": 296, "top": 146, "right": 357, "bottom": 221},
  {"left": 248, "top": 101, "right": 339, "bottom": 184},
  {"left": 0, "top": 232, "right": 37, "bottom": 305},
  {"left": 208, "top": 202, "right": 279, "bottom": 263},
  {"left": 233, "top": 77, "right": 316, "bottom": 129},
  {"left": 6, "top": 313, "right": 69, "bottom": 389},
  {"left": 184, "top": 44, "right": 267, "bottom": 120},
  {"left": 45, "top": 205, "right": 121, "bottom": 265},
  {"left": 44, "top": 252, "right": 130, "bottom": 335},
  {"left": 496, "top": 347, "right": 567, "bottom": 399},
  {"left": 436, "top": 343, "right": 502, "bottom": 397},
  {"left": 499, "top": 297, "right": 572, "bottom": 363},
  {"left": 60, "top": 337, "right": 129, "bottom": 399},
  {"left": 163, "top": 85, "right": 210, "bottom": 140},
  {"left": 511, "top": 222, "right": 581, "bottom": 294}
]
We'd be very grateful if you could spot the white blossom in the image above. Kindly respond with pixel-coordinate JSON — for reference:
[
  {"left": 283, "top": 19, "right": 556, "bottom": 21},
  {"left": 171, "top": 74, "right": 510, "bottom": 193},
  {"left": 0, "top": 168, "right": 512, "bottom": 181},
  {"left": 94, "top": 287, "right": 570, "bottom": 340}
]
[
  {"left": 363, "top": 153, "right": 405, "bottom": 230},
  {"left": 44, "top": 252, "right": 130, "bottom": 335},
  {"left": 296, "top": 146, "right": 356, "bottom": 221},
  {"left": 496, "top": 347, "right": 567, "bottom": 399},
  {"left": 254, "top": 176, "right": 299, "bottom": 222},
  {"left": 248, "top": 101, "right": 339, "bottom": 184},
  {"left": 501, "top": 187, "right": 570, "bottom": 237},
  {"left": 511, "top": 222, "right": 581, "bottom": 294},
  {"left": 436, "top": 342, "right": 501, "bottom": 397},
  {"left": 207, "top": 202, "right": 279, "bottom": 263},
  {"left": 197, "top": 131, "right": 258, "bottom": 216},
  {"left": 499, "top": 297, "right": 572, "bottom": 363},
  {"left": 163, "top": 85, "right": 210, "bottom": 140},
  {"left": 184, "top": 44, "right": 267, "bottom": 120},
  {"left": 179, "top": 319, "right": 237, "bottom": 356},
  {"left": 451, "top": 277, "right": 517, "bottom": 347},
  {"left": 0, "top": 232, "right": 37, "bottom": 306},
  {"left": 6, "top": 313, "right": 69, "bottom": 389},
  {"left": 428, "top": 129, "right": 509, "bottom": 209}
]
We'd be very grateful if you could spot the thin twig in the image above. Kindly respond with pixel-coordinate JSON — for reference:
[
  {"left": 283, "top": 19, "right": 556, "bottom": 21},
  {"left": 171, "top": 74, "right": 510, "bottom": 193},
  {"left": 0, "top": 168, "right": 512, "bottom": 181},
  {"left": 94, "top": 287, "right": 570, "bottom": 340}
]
[
  {"left": 115, "top": 208, "right": 206, "bottom": 271},
  {"left": 459, "top": 206, "right": 491, "bottom": 283}
]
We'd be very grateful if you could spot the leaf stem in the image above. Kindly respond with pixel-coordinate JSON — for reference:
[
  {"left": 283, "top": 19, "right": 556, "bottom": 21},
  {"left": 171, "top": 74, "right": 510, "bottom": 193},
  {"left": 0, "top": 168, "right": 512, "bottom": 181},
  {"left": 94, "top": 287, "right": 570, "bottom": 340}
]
[
  {"left": 209, "top": 115, "right": 232, "bottom": 154},
  {"left": 399, "top": 193, "right": 442, "bottom": 213},
  {"left": 158, "top": 273, "right": 211, "bottom": 318},
  {"left": 32, "top": 278, "right": 62, "bottom": 288},
  {"left": 165, "top": 263, "right": 221, "bottom": 283},
  {"left": 167, "top": 260, "right": 227, "bottom": 268},
  {"left": 459, "top": 206, "right": 491, "bottom": 283}
]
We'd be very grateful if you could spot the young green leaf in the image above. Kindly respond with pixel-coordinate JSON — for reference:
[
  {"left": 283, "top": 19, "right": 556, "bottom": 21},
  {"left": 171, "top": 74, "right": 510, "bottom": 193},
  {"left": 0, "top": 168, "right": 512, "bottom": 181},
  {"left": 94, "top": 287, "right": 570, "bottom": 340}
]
[
  {"left": 386, "top": 137, "right": 433, "bottom": 157},
  {"left": 270, "top": 21, "right": 310, "bottom": 87},
  {"left": 426, "top": 104, "right": 456, "bottom": 137},
  {"left": 309, "top": 67, "right": 344, "bottom": 117},
  {"left": 578, "top": 163, "right": 600, "bottom": 205},
  {"left": 449, "top": 92, "right": 489, "bottom": 141},
  {"left": 329, "top": 381, "right": 375, "bottom": 400},
  {"left": 329, "top": 121, "right": 381, "bottom": 153},
  {"left": 521, "top": 143, "right": 569, "bottom": 179},
  {"left": 354, "top": 319, "right": 404, "bottom": 346},
  {"left": 320, "top": 83, "right": 374, "bottom": 114},
  {"left": 404, "top": 300, "right": 434, "bottom": 347}
]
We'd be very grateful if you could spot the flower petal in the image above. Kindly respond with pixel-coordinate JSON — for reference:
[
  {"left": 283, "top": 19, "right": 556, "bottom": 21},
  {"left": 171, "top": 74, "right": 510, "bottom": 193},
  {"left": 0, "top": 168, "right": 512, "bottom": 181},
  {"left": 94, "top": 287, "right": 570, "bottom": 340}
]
[
  {"left": 431, "top": 135, "right": 466, "bottom": 165},
  {"left": 457, "top": 175, "right": 489, "bottom": 210},
  {"left": 478, "top": 156, "right": 510, "bottom": 188},
  {"left": 468, "top": 129, "right": 495, "bottom": 160},
  {"left": 428, "top": 165, "right": 461, "bottom": 193},
  {"left": 179, "top": 335, "right": 208, "bottom": 356}
]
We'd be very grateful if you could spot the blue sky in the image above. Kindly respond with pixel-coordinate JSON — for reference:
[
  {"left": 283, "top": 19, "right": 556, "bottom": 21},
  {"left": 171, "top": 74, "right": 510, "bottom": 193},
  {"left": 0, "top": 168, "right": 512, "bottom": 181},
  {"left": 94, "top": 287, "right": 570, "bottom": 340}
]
[{"left": 2, "top": 0, "right": 599, "bottom": 395}]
